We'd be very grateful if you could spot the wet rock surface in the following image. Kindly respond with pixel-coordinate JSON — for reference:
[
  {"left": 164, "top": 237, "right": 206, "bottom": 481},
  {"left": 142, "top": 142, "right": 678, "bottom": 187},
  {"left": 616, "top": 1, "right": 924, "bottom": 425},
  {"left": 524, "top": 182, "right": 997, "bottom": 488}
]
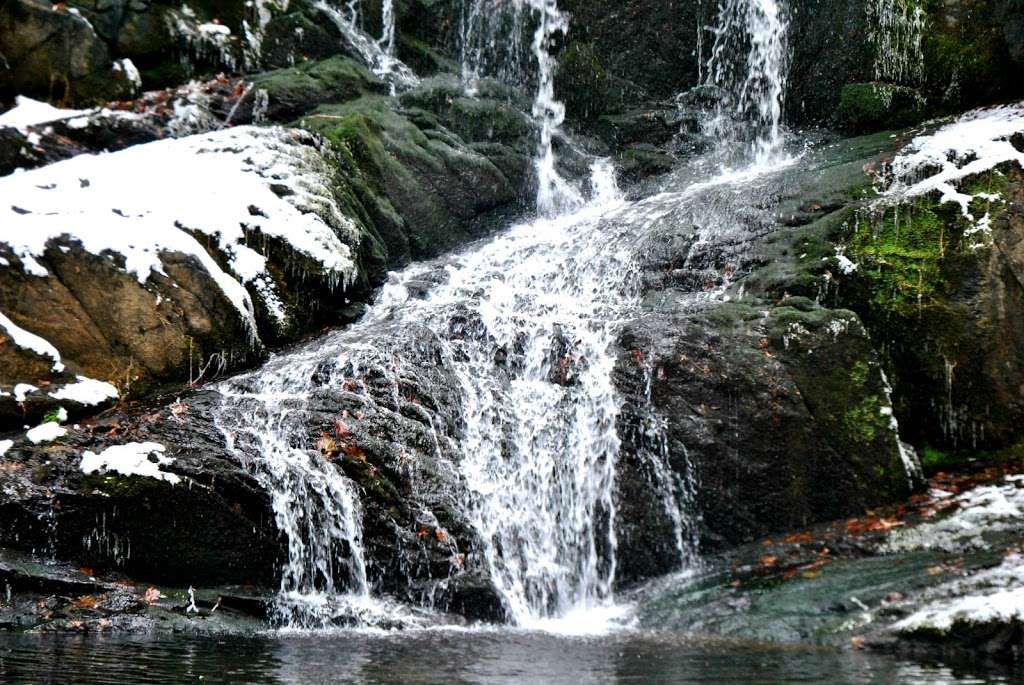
[{"left": 635, "top": 459, "right": 1024, "bottom": 667}]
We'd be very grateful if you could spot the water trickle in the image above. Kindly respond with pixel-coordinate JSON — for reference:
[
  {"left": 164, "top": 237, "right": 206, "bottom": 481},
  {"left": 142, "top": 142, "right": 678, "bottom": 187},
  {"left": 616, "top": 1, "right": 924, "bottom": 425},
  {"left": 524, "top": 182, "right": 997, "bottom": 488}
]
[
  {"left": 868, "top": 0, "right": 926, "bottom": 85},
  {"left": 458, "top": 0, "right": 581, "bottom": 214},
  {"left": 703, "top": 0, "right": 789, "bottom": 165},
  {"left": 314, "top": 0, "right": 418, "bottom": 92},
  {"left": 379, "top": 0, "right": 396, "bottom": 56}
]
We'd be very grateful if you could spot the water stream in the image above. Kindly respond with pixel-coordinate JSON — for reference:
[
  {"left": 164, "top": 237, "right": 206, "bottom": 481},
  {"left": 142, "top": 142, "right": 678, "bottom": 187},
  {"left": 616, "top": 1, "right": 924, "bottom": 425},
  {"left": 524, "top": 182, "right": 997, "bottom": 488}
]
[{"left": 215, "top": 0, "right": 791, "bottom": 631}]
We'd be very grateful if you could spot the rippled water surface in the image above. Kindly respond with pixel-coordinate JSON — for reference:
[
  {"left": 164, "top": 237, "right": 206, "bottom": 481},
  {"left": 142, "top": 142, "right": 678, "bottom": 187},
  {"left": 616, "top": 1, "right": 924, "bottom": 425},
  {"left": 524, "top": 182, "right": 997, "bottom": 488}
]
[{"left": 0, "top": 631, "right": 1015, "bottom": 684}]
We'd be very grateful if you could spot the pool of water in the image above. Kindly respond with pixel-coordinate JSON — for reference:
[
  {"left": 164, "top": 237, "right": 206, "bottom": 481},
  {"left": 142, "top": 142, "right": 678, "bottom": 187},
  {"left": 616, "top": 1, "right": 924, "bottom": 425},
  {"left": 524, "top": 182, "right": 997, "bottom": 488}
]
[{"left": 0, "top": 629, "right": 1014, "bottom": 684}]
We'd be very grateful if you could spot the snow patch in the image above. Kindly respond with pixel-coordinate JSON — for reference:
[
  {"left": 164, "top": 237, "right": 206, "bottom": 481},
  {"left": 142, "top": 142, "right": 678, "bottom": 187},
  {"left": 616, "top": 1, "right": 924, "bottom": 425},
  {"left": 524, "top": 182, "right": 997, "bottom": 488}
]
[
  {"left": 885, "top": 476, "right": 1024, "bottom": 553},
  {"left": 0, "top": 126, "right": 362, "bottom": 338},
  {"left": 49, "top": 376, "right": 119, "bottom": 406},
  {"left": 114, "top": 58, "right": 142, "bottom": 90},
  {"left": 13, "top": 384, "right": 37, "bottom": 402},
  {"left": 885, "top": 103, "right": 1024, "bottom": 234},
  {"left": 0, "top": 312, "right": 64, "bottom": 372},
  {"left": 80, "top": 442, "right": 181, "bottom": 484},
  {"left": 0, "top": 96, "right": 88, "bottom": 133},
  {"left": 895, "top": 553, "right": 1024, "bottom": 634},
  {"left": 26, "top": 421, "right": 67, "bottom": 444},
  {"left": 0, "top": 440, "right": 11, "bottom": 456}
]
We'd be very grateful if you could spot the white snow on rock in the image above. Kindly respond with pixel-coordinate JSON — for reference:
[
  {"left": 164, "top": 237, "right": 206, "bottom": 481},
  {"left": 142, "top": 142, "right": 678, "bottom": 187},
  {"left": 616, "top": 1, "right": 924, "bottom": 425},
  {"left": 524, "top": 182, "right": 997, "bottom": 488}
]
[
  {"left": 0, "top": 96, "right": 88, "bottom": 133},
  {"left": 13, "top": 384, "right": 37, "bottom": 402},
  {"left": 894, "top": 553, "right": 1024, "bottom": 634},
  {"left": 886, "top": 103, "right": 1024, "bottom": 222},
  {"left": 80, "top": 442, "right": 181, "bottom": 484},
  {"left": 885, "top": 476, "right": 1024, "bottom": 553},
  {"left": 49, "top": 376, "right": 119, "bottom": 406},
  {"left": 0, "top": 439, "right": 11, "bottom": 456},
  {"left": 0, "top": 311, "right": 64, "bottom": 372},
  {"left": 114, "top": 58, "right": 143, "bottom": 90},
  {"left": 0, "top": 126, "right": 362, "bottom": 334},
  {"left": 26, "top": 421, "right": 67, "bottom": 444}
]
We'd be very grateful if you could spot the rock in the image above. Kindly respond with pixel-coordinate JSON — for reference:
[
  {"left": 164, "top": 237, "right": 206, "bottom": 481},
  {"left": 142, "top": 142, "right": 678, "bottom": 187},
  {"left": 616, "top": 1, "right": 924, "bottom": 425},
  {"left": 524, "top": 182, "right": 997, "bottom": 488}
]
[
  {"left": 612, "top": 131, "right": 920, "bottom": 572},
  {"left": 0, "top": 125, "right": 387, "bottom": 430},
  {"left": 0, "top": 77, "right": 260, "bottom": 176},
  {"left": 0, "top": 391, "right": 282, "bottom": 588},
  {"left": 835, "top": 82, "right": 925, "bottom": 134},
  {"left": 0, "top": 0, "right": 137, "bottom": 105},
  {"left": 557, "top": 0, "right": 709, "bottom": 107},
  {"left": 296, "top": 90, "right": 533, "bottom": 266},
  {"left": 831, "top": 162, "right": 1024, "bottom": 453},
  {"left": 251, "top": 56, "right": 390, "bottom": 122}
]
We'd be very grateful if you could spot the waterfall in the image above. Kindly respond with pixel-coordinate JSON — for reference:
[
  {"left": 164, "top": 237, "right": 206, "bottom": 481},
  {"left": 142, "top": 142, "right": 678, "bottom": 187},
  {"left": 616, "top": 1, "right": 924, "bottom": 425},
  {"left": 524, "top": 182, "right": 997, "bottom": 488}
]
[
  {"left": 528, "top": 0, "right": 583, "bottom": 216},
  {"left": 314, "top": 0, "right": 418, "bottom": 92},
  {"left": 380, "top": 0, "right": 396, "bottom": 55},
  {"left": 458, "top": 0, "right": 581, "bottom": 215},
  {"left": 703, "top": 0, "right": 789, "bottom": 165},
  {"left": 210, "top": 0, "right": 795, "bottom": 631}
]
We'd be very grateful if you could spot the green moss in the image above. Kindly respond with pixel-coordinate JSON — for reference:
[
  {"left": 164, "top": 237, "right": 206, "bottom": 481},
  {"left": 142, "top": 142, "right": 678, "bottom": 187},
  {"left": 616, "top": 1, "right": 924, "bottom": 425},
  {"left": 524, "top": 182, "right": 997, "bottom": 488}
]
[
  {"left": 843, "top": 394, "right": 888, "bottom": 447},
  {"left": 555, "top": 41, "right": 610, "bottom": 122},
  {"left": 835, "top": 83, "right": 925, "bottom": 134},
  {"left": 81, "top": 474, "right": 165, "bottom": 498}
]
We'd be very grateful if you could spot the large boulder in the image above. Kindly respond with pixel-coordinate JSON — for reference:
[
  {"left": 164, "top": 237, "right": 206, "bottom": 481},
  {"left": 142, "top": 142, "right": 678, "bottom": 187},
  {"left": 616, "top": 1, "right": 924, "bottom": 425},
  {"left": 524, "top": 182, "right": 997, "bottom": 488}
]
[
  {"left": 0, "top": 0, "right": 139, "bottom": 105},
  {"left": 612, "top": 130, "right": 924, "bottom": 577},
  {"left": 0, "top": 125, "right": 386, "bottom": 431},
  {"left": 294, "top": 84, "right": 534, "bottom": 265}
]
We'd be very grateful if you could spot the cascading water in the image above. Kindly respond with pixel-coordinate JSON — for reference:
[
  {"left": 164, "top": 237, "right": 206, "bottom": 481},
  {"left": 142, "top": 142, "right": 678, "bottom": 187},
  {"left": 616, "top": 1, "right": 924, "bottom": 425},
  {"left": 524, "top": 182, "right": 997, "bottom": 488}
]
[
  {"left": 314, "top": 0, "right": 417, "bottom": 92},
  {"left": 703, "top": 0, "right": 789, "bottom": 165},
  {"left": 458, "top": 0, "right": 582, "bottom": 215},
  {"left": 214, "top": 0, "right": 796, "bottom": 631},
  {"left": 868, "top": 0, "right": 925, "bottom": 85}
]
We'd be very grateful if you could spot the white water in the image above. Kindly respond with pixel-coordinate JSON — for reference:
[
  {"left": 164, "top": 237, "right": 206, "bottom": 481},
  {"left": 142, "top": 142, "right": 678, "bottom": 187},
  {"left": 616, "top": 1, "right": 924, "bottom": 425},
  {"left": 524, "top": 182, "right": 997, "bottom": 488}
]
[
  {"left": 703, "top": 0, "right": 789, "bottom": 165},
  {"left": 458, "top": 0, "right": 582, "bottom": 215},
  {"left": 210, "top": 0, "right": 796, "bottom": 633},
  {"left": 868, "top": 0, "right": 925, "bottom": 85},
  {"left": 314, "top": 0, "right": 417, "bottom": 92}
]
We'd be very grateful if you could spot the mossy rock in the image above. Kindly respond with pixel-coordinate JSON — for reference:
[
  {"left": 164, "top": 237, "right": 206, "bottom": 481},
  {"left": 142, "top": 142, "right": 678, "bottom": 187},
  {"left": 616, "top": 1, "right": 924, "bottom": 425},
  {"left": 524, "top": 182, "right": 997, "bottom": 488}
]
[
  {"left": 297, "top": 96, "right": 525, "bottom": 265},
  {"left": 252, "top": 57, "right": 390, "bottom": 121},
  {"left": 555, "top": 41, "right": 610, "bottom": 123},
  {"left": 833, "top": 167, "right": 1024, "bottom": 452},
  {"left": 835, "top": 83, "right": 925, "bottom": 134}
]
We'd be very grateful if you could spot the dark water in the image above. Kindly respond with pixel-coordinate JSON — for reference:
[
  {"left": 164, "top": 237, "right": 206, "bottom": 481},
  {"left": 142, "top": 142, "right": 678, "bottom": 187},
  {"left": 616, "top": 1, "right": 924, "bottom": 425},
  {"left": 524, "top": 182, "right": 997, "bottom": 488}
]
[{"left": 0, "top": 630, "right": 1013, "bottom": 684}]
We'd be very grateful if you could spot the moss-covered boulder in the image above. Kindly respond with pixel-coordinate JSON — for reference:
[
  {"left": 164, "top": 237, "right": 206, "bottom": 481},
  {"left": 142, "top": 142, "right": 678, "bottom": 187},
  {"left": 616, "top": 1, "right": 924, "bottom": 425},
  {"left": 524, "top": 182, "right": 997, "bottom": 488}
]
[
  {"left": 831, "top": 166, "right": 1024, "bottom": 454},
  {"left": 835, "top": 82, "right": 926, "bottom": 134},
  {"left": 296, "top": 91, "right": 532, "bottom": 265},
  {"left": 251, "top": 56, "right": 390, "bottom": 121}
]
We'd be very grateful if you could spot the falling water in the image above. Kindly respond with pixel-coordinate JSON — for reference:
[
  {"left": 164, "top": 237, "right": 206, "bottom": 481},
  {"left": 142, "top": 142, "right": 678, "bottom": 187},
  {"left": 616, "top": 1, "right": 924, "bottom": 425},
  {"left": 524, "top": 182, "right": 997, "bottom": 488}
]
[
  {"left": 314, "top": 0, "right": 418, "bottom": 91},
  {"left": 458, "top": 0, "right": 581, "bottom": 215},
  {"left": 380, "top": 0, "right": 396, "bottom": 55},
  {"left": 867, "top": 0, "right": 925, "bottom": 85},
  {"left": 211, "top": 0, "right": 797, "bottom": 631},
  {"left": 703, "top": 0, "right": 789, "bottom": 165}
]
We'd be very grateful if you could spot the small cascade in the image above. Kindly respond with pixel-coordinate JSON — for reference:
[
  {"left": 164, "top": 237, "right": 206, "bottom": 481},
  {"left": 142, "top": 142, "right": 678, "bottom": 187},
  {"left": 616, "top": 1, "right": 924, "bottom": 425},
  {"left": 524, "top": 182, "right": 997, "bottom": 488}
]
[
  {"left": 868, "top": 0, "right": 926, "bottom": 85},
  {"left": 703, "top": 0, "right": 789, "bottom": 165},
  {"left": 458, "top": 0, "right": 532, "bottom": 91},
  {"left": 527, "top": 0, "right": 583, "bottom": 216},
  {"left": 380, "top": 0, "right": 396, "bottom": 56},
  {"left": 458, "top": 0, "right": 581, "bottom": 215},
  {"left": 314, "top": 0, "right": 418, "bottom": 92},
  {"left": 216, "top": 352, "right": 376, "bottom": 628}
]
